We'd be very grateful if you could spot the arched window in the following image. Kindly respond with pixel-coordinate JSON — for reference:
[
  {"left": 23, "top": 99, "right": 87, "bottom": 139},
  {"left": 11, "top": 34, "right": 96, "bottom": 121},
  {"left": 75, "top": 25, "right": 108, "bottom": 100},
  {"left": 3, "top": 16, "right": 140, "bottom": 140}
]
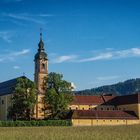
[{"left": 41, "top": 63, "right": 45, "bottom": 70}]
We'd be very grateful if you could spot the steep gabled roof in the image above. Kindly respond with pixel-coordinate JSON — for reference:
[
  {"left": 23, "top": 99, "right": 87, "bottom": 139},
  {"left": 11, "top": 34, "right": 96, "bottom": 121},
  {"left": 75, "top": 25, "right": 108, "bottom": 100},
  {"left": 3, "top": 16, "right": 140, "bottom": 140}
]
[
  {"left": 72, "top": 110, "right": 138, "bottom": 120},
  {"left": 0, "top": 76, "right": 31, "bottom": 96}
]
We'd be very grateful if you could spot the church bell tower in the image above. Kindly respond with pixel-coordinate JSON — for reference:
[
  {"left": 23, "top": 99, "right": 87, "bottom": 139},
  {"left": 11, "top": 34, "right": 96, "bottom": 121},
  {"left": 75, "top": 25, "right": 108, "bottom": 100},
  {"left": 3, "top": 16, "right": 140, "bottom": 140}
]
[{"left": 34, "top": 31, "right": 48, "bottom": 119}]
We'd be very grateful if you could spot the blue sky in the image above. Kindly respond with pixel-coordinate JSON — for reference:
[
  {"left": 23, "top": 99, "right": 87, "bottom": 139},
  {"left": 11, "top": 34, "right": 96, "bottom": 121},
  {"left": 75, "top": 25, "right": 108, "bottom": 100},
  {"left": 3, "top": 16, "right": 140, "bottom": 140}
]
[{"left": 0, "top": 0, "right": 140, "bottom": 90}]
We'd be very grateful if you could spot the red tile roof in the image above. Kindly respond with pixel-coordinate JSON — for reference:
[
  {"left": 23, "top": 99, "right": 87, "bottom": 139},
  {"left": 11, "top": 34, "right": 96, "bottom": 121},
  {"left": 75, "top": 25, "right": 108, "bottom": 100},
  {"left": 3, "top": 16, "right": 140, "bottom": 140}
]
[
  {"left": 71, "top": 93, "right": 140, "bottom": 106},
  {"left": 71, "top": 95, "right": 115, "bottom": 105},
  {"left": 72, "top": 110, "right": 138, "bottom": 120}
]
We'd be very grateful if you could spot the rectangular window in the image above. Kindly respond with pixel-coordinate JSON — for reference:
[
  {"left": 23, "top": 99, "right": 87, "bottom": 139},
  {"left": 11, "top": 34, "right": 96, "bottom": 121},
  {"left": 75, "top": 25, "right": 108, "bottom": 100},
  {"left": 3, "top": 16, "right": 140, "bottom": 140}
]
[{"left": 2, "top": 100, "right": 4, "bottom": 105}]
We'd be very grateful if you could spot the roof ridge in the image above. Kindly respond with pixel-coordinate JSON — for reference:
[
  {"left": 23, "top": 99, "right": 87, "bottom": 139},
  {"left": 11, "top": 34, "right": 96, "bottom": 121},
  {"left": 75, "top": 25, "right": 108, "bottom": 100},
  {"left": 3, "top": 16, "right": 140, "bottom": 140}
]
[{"left": 0, "top": 76, "right": 29, "bottom": 85}]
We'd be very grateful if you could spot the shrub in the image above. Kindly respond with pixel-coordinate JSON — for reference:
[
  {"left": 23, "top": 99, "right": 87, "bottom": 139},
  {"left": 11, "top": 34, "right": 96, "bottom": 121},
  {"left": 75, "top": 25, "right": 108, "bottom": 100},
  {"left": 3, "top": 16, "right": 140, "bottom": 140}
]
[{"left": 0, "top": 120, "right": 71, "bottom": 127}]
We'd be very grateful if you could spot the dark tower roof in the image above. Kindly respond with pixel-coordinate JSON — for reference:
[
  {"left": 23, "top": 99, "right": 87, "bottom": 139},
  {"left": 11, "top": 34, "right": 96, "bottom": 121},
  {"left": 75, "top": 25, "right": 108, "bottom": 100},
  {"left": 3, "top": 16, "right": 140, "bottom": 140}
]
[{"left": 35, "top": 31, "right": 48, "bottom": 60}]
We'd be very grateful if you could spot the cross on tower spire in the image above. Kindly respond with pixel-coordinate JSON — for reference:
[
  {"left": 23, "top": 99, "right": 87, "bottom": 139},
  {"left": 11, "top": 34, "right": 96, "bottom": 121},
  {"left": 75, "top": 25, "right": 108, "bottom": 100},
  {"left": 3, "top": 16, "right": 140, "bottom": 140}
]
[
  {"left": 38, "top": 28, "right": 45, "bottom": 51},
  {"left": 40, "top": 28, "right": 43, "bottom": 41}
]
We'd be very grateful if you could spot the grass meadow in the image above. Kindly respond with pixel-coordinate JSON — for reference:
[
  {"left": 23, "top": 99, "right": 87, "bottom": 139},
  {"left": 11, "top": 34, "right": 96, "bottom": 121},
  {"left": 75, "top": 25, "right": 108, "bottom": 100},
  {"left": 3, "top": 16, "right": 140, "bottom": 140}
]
[{"left": 0, "top": 125, "right": 140, "bottom": 140}]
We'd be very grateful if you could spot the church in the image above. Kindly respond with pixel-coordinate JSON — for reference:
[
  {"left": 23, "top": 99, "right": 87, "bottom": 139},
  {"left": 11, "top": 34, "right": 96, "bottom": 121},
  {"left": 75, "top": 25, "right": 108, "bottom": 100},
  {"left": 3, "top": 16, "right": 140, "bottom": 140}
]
[
  {"left": 0, "top": 33, "right": 140, "bottom": 126},
  {"left": 0, "top": 32, "right": 48, "bottom": 120}
]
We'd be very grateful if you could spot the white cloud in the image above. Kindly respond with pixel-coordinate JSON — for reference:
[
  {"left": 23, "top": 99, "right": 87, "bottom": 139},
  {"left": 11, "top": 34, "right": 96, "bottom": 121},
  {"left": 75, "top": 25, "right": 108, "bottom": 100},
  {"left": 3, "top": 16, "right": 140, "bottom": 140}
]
[
  {"left": 38, "top": 14, "right": 54, "bottom": 17},
  {"left": 131, "top": 48, "right": 140, "bottom": 55},
  {"left": 13, "top": 66, "right": 20, "bottom": 69},
  {"left": 0, "top": 58, "right": 4, "bottom": 62},
  {"left": 0, "top": 31, "right": 12, "bottom": 43},
  {"left": 78, "top": 47, "right": 140, "bottom": 63},
  {"left": 96, "top": 75, "right": 120, "bottom": 81},
  {"left": 0, "top": 49, "right": 30, "bottom": 63},
  {"left": 1, "top": 0, "right": 22, "bottom": 2},
  {"left": 6, "top": 13, "right": 45, "bottom": 24},
  {"left": 51, "top": 55, "right": 77, "bottom": 63},
  {"left": 1, "top": 13, "right": 53, "bottom": 25},
  {"left": 50, "top": 47, "right": 140, "bottom": 64},
  {"left": 79, "top": 53, "right": 113, "bottom": 62},
  {"left": 11, "top": 49, "right": 30, "bottom": 56},
  {"left": 71, "top": 82, "right": 76, "bottom": 90}
]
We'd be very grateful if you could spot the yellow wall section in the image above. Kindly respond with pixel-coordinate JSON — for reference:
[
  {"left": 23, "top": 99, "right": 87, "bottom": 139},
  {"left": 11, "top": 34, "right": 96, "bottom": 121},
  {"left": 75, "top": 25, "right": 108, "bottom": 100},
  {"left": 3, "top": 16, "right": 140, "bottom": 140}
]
[
  {"left": 72, "top": 119, "right": 140, "bottom": 126},
  {"left": 138, "top": 104, "right": 140, "bottom": 118},
  {"left": 118, "top": 104, "right": 139, "bottom": 117},
  {"left": 0, "top": 94, "right": 12, "bottom": 120},
  {"left": 69, "top": 104, "right": 115, "bottom": 111}
]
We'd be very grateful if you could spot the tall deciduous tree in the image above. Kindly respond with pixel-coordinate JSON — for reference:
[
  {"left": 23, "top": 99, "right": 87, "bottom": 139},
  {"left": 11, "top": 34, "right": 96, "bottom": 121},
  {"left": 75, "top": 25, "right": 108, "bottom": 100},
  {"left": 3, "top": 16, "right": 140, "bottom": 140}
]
[
  {"left": 45, "top": 72, "right": 73, "bottom": 119},
  {"left": 8, "top": 77, "right": 37, "bottom": 120}
]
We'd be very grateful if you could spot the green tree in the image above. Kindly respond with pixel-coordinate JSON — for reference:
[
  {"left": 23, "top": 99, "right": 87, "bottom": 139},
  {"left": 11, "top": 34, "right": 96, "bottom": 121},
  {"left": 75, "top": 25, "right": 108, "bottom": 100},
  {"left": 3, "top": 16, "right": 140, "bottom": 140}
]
[
  {"left": 45, "top": 72, "right": 73, "bottom": 119},
  {"left": 8, "top": 77, "right": 37, "bottom": 120}
]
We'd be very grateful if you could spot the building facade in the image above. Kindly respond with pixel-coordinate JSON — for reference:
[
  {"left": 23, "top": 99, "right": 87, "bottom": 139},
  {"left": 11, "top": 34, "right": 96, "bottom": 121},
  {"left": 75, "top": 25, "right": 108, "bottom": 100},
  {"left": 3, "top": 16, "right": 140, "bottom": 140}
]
[{"left": 70, "top": 94, "right": 140, "bottom": 126}]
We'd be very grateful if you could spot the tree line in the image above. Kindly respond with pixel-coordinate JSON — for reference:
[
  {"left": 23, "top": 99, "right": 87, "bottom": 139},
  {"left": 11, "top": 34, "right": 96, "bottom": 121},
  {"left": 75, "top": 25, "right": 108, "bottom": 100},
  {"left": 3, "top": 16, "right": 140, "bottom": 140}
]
[{"left": 76, "top": 79, "right": 140, "bottom": 95}]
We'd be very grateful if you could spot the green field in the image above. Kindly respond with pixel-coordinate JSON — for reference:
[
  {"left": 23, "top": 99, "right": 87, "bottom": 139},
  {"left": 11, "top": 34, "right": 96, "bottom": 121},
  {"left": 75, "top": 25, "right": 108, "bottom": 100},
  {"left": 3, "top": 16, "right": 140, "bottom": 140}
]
[{"left": 0, "top": 125, "right": 140, "bottom": 140}]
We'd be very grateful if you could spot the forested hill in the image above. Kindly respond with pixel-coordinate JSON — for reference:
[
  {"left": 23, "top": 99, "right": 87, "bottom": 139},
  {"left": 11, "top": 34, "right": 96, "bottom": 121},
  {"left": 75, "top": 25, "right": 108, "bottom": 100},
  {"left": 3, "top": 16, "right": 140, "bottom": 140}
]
[{"left": 76, "top": 78, "right": 140, "bottom": 96}]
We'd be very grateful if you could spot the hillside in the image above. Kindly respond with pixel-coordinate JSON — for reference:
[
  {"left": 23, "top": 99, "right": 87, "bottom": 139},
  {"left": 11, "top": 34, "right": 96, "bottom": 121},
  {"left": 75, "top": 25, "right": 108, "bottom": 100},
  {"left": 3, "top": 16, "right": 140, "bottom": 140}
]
[{"left": 76, "top": 78, "right": 140, "bottom": 96}]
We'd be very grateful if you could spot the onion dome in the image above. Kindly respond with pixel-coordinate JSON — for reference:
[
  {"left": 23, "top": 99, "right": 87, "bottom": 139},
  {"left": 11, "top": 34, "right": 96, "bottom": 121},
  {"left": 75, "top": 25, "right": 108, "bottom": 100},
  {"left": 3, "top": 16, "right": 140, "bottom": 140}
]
[{"left": 35, "top": 32, "right": 48, "bottom": 60}]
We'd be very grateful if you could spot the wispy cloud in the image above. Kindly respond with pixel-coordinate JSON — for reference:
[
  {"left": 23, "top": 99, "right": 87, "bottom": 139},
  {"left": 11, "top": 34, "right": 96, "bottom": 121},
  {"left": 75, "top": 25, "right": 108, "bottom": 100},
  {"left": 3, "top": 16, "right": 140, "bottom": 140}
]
[
  {"left": 13, "top": 66, "right": 20, "bottom": 69},
  {"left": 1, "top": 0, "right": 23, "bottom": 3},
  {"left": 4, "top": 13, "right": 44, "bottom": 24},
  {"left": 1, "top": 13, "right": 53, "bottom": 25},
  {"left": 11, "top": 49, "right": 30, "bottom": 56},
  {"left": 96, "top": 75, "right": 120, "bottom": 81},
  {"left": 0, "top": 31, "right": 13, "bottom": 43},
  {"left": 51, "top": 55, "right": 78, "bottom": 63},
  {"left": 38, "top": 14, "right": 54, "bottom": 17},
  {"left": 50, "top": 48, "right": 140, "bottom": 64},
  {"left": 78, "top": 47, "right": 140, "bottom": 63},
  {"left": 0, "top": 49, "right": 30, "bottom": 62},
  {"left": 79, "top": 53, "right": 113, "bottom": 62}
]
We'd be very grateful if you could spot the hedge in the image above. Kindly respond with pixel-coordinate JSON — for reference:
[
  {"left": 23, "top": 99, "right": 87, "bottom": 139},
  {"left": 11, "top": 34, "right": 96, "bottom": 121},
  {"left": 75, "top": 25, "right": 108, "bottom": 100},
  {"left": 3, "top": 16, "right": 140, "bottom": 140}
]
[{"left": 0, "top": 120, "right": 72, "bottom": 127}]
